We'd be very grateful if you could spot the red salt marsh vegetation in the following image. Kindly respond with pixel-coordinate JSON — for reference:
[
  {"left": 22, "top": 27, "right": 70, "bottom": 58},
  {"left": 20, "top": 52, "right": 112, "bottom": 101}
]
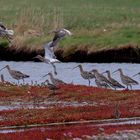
[{"left": 0, "top": 82, "right": 139, "bottom": 139}]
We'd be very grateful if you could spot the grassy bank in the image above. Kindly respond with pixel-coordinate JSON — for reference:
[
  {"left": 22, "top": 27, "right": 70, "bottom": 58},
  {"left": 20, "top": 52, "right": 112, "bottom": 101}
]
[{"left": 0, "top": 0, "right": 140, "bottom": 56}]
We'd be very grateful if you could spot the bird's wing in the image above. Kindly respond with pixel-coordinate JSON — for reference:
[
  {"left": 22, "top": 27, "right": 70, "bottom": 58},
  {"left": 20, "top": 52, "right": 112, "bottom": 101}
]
[
  {"left": 110, "top": 77, "right": 124, "bottom": 87},
  {"left": 43, "top": 41, "right": 57, "bottom": 59},
  {"left": 51, "top": 28, "right": 72, "bottom": 48},
  {"left": 13, "top": 70, "right": 26, "bottom": 77},
  {"left": 5, "top": 29, "right": 14, "bottom": 36},
  {"left": 124, "top": 75, "right": 139, "bottom": 84}
]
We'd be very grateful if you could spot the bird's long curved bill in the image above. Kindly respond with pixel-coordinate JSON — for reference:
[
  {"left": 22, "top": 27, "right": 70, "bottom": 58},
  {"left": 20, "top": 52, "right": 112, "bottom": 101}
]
[
  {"left": 72, "top": 66, "right": 78, "bottom": 70},
  {"left": 133, "top": 73, "right": 139, "bottom": 77},
  {"left": 0, "top": 66, "right": 6, "bottom": 72},
  {"left": 42, "top": 73, "right": 49, "bottom": 78},
  {"left": 112, "top": 70, "right": 118, "bottom": 74}
]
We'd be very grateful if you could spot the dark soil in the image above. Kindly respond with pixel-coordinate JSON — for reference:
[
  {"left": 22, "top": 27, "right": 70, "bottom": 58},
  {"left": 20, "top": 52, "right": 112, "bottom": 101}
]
[{"left": 0, "top": 44, "right": 140, "bottom": 63}]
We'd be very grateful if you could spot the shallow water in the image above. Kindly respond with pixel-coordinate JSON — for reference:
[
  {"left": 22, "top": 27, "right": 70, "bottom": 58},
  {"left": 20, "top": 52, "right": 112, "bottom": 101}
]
[
  {"left": 0, "top": 101, "right": 97, "bottom": 111},
  {"left": 0, "top": 61, "right": 140, "bottom": 89}
]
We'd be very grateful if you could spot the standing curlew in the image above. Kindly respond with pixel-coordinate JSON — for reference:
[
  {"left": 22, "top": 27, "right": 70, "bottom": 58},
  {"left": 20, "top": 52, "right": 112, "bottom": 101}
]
[
  {"left": 113, "top": 68, "right": 138, "bottom": 90},
  {"left": 102, "top": 70, "right": 125, "bottom": 90},
  {"left": 0, "top": 65, "right": 29, "bottom": 84},
  {"left": 45, "top": 79, "right": 60, "bottom": 94},
  {"left": 91, "top": 69, "right": 112, "bottom": 88},
  {"left": 73, "top": 64, "right": 95, "bottom": 86},
  {"left": 43, "top": 72, "right": 66, "bottom": 86}
]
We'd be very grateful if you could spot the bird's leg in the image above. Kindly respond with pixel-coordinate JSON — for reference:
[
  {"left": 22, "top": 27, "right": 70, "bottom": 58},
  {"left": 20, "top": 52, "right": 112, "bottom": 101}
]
[
  {"left": 88, "top": 79, "right": 90, "bottom": 86},
  {"left": 51, "top": 63, "right": 57, "bottom": 75},
  {"left": 23, "top": 79, "right": 25, "bottom": 85},
  {"left": 130, "top": 85, "right": 132, "bottom": 90},
  {"left": 17, "top": 80, "right": 19, "bottom": 85},
  {"left": 126, "top": 85, "right": 128, "bottom": 90}
]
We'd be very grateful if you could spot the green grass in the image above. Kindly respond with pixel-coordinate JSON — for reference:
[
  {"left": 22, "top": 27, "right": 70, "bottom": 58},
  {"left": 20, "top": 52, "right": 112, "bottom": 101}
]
[{"left": 0, "top": 0, "right": 140, "bottom": 53}]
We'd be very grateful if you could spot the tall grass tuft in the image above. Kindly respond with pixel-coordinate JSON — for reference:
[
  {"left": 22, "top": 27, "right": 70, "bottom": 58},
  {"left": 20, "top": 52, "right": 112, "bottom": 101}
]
[{"left": 11, "top": 7, "right": 65, "bottom": 52}]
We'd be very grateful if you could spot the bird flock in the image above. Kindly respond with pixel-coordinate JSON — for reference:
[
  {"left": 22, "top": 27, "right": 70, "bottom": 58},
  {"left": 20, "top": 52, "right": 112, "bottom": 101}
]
[
  {"left": 73, "top": 64, "right": 139, "bottom": 90},
  {"left": 0, "top": 22, "right": 140, "bottom": 92}
]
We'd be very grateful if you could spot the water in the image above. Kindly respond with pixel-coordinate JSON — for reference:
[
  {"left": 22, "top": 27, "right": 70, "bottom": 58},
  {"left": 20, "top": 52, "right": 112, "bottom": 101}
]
[
  {"left": 0, "top": 61, "right": 140, "bottom": 89},
  {"left": 0, "top": 101, "right": 97, "bottom": 111}
]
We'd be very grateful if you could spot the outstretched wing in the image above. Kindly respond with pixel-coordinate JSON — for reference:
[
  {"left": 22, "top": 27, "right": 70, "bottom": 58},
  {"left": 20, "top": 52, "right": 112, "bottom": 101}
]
[
  {"left": 51, "top": 28, "right": 72, "bottom": 48},
  {"left": 43, "top": 41, "right": 57, "bottom": 59}
]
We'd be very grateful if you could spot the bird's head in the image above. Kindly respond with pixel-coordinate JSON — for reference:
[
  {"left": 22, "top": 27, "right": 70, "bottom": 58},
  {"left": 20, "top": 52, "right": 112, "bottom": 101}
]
[{"left": 33, "top": 55, "right": 44, "bottom": 61}]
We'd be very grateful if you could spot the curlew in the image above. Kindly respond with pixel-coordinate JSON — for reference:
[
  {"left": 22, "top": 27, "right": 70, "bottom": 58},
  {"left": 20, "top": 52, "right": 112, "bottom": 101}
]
[
  {"left": 0, "top": 65, "right": 29, "bottom": 84},
  {"left": 91, "top": 69, "right": 112, "bottom": 88},
  {"left": 102, "top": 70, "right": 125, "bottom": 90},
  {"left": 33, "top": 28, "right": 72, "bottom": 75},
  {"left": 33, "top": 54, "right": 59, "bottom": 75},
  {"left": 73, "top": 64, "right": 95, "bottom": 86},
  {"left": 43, "top": 72, "right": 66, "bottom": 86},
  {"left": 45, "top": 79, "right": 59, "bottom": 94},
  {"left": 113, "top": 68, "right": 138, "bottom": 90}
]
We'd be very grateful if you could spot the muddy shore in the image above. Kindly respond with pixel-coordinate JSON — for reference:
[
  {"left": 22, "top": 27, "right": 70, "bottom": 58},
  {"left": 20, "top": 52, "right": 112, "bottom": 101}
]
[{"left": 0, "top": 45, "right": 140, "bottom": 63}]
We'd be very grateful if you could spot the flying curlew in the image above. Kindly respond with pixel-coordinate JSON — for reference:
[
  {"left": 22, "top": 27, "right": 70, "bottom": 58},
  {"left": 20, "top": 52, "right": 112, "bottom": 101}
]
[{"left": 34, "top": 28, "right": 72, "bottom": 75}]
